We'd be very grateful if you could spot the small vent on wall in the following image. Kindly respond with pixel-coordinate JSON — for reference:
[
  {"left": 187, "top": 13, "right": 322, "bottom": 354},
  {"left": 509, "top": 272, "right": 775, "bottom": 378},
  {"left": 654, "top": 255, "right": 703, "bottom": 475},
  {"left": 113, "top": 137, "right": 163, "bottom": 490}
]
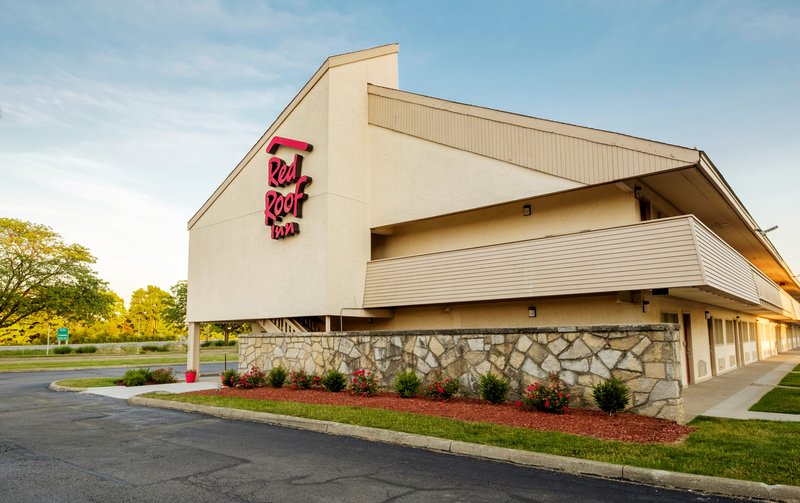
[{"left": 697, "top": 360, "right": 707, "bottom": 378}]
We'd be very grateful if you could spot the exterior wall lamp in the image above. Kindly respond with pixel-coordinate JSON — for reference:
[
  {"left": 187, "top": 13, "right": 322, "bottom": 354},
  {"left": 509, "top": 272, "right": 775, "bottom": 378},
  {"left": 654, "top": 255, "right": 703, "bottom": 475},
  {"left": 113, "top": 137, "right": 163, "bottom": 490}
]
[
  {"left": 528, "top": 306, "right": 537, "bottom": 318},
  {"left": 523, "top": 204, "right": 532, "bottom": 216},
  {"left": 642, "top": 300, "right": 650, "bottom": 313},
  {"left": 705, "top": 311, "right": 711, "bottom": 320}
]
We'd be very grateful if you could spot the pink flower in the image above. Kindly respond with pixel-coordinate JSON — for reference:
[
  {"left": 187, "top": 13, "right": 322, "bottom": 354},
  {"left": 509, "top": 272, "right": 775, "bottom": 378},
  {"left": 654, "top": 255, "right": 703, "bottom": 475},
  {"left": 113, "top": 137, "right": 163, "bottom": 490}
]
[{"left": 437, "top": 387, "right": 444, "bottom": 394}]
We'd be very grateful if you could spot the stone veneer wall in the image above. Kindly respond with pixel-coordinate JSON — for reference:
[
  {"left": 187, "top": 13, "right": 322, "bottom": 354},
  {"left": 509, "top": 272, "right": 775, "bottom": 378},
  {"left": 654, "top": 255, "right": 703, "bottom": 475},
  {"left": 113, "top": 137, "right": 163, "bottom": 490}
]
[{"left": 239, "top": 324, "right": 684, "bottom": 423}]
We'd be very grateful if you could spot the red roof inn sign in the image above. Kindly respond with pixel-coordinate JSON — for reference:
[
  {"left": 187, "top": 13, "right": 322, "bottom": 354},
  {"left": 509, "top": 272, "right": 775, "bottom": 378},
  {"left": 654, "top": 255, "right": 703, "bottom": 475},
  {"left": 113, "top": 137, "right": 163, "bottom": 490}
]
[{"left": 264, "top": 136, "right": 313, "bottom": 239}]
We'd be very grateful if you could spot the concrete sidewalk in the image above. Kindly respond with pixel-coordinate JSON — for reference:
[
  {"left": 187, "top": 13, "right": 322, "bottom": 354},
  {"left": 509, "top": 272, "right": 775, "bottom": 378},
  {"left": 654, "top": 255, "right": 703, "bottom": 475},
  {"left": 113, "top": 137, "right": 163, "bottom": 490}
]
[
  {"left": 684, "top": 349, "right": 800, "bottom": 422},
  {"left": 51, "top": 375, "right": 220, "bottom": 398}
]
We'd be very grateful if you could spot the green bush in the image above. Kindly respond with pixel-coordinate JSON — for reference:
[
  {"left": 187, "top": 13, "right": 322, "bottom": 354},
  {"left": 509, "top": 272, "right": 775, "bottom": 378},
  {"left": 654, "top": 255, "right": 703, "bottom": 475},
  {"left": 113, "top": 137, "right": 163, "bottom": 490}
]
[
  {"left": 141, "top": 344, "right": 159, "bottom": 352},
  {"left": 221, "top": 369, "right": 239, "bottom": 387},
  {"left": 149, "top": 368, "right": 176, "bottom": 384},
  {"left": 267, "top": 366, "right": 287, "bottom": 388},
  {"left": 593, "top": 377, "right": 630, "bottom": 415},
  {"left": 320, "top": 369, "right": 347, "bottom": 392},
  {"left": 424, "top": 370, "right": 460, "bottom": 401},
  {"left": 478, "top": 373, "right": 510, "bottom": 404},
  {"left": 122, "top": 368, "right": 151, "bottom": 387},
  {"left": 394, "top": 370, "right": 421, "bottom": 398},
  {"left": 200, "top": 341, "right": 210, "bottom": 348},
  {"left": 53, "top": 346, "right": 73, "bottom": 354},
  {"left": 75, "top": 345, "right": 97, "bottom": 354}
]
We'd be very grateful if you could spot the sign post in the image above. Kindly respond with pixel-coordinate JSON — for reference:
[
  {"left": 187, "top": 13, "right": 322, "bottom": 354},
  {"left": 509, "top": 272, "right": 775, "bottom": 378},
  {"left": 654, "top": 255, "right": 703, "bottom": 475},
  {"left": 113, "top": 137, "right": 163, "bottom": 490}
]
[{"left": 56, "top": 327, "right": 69, "bottom": 345}]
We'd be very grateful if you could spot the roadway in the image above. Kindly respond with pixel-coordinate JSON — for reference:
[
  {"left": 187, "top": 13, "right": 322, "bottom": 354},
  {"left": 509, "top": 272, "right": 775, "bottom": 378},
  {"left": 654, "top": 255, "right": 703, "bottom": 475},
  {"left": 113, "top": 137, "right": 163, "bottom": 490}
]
[{"left": 0, "top": 368, "right": 752, "bottom": 502}]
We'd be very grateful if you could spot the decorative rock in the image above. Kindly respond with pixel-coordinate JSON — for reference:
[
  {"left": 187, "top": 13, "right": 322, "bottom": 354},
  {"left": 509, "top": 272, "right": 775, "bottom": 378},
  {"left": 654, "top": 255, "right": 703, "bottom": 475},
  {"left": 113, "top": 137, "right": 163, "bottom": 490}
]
[
  {"left": 617, "top": 353, "right": 643, "bottom": 372},
  {"left": 649, "top": 380, "right": 680, "bottom": 401},
  {"left": 589, "top": 357, "right": 611, "bottom": 378},
  {"left": 584, "top": 334, "right": 607, "bottom": 352},
  {"left": 609, "top": 336, "right": 640, "bottom": 351},
  {"left": 424, "top": 351, "right": 439, "bottom": 369},
  {"left": 338, "top": 338, "right": 354, "bottom": 354},
  {"left": 541, "top": 354, "right": 561, "bottom": 373},
  {"left": 467, "top": 338, "right": 484, "bottom": 351},
  {"left": 515, "top": 335, "right": 533, "bottom": 353},
  {"left": 508, "top": 351, "right": 525, "bottom": 370},
  {"left": 644, "top": 363, "right": 666, "bottom": 379},
  {"left": 521, "top": 358, "right": 547, "bottom": 380},
  {"left": 597, "top": 349, "right": 622, "bottom": 369},
  {"left": 475, "top": 360, "right": 491, "bottom": 375},
  {"left": 561, "top": 339, "right": 592, "bottom": 360},
  {"left": 562, "top": 358, "right": 589, "bottom": 373},
  {"left": 429, "top": 337, "right": 445, "bottom": 357},
  {"left": 631, "top": 337, "right": 651, "bottom": 356},
  {"left": 548, "top": 338, "right": 569, "bottom": 355},
  {"left": 528, "top": 343, "right": 549, "bottom": 364},
  {"left": 560, "top": 370, "right": 576, "bottom": 385}
]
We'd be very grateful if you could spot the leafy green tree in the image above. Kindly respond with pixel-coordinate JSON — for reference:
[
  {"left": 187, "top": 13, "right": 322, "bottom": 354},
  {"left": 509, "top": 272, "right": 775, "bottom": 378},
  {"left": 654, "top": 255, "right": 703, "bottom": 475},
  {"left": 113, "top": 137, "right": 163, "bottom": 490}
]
[
  {"left": 163, "top": 280, "right": 187, "bottom": 330},
  {"left": 0, "top": 218, "right": 113, "bottom": 330},
  {"left": 128, "top": 285, "right": 171, "bottom": 336}
]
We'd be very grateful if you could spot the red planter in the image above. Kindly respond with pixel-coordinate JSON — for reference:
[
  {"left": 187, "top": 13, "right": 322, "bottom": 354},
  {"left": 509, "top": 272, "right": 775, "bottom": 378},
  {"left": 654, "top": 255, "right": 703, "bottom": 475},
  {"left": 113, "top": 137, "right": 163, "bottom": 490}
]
[{"left": 185, "top": 371, "right": 197, "bottom": 383}]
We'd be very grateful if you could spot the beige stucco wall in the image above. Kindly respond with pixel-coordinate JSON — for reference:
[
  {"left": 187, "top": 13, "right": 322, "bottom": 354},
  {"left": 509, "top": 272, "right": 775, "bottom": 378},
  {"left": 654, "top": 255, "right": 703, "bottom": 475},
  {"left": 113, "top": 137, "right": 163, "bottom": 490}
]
[
  {"left": 187, "top": 51, "right": 399, "bottom": 322},
  {"left": 372, "top": 184, "right": 638, "bottom": 259},
  {"left": 368, "top": 126, "right": 584, "bottom": 228}
]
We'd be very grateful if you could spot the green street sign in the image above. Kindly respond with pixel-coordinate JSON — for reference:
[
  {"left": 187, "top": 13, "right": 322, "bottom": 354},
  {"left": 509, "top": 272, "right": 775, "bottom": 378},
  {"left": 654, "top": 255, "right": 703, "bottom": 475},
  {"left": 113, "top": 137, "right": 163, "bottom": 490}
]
[{"left": 57, "top": 327, "right": 69, "bottom": 341}]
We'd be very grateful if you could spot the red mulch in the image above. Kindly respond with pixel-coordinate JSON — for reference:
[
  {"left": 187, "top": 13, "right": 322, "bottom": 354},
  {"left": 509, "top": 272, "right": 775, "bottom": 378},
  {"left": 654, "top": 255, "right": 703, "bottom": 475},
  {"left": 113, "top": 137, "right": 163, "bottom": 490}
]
[{"left": 191, "top": 387, "right": 692, "bottom": 444}]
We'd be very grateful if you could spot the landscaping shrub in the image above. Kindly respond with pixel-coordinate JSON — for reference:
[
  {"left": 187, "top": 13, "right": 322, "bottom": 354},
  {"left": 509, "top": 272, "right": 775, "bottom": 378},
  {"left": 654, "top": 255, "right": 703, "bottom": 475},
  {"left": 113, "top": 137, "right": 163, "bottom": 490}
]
[
  {"left": 519, "top": 372, "right": 570, "bottom": 413},
  {"left": 350, "top": 368, "right": 379, "bottom": 397},
  {"left": 267, "top": 366, "right": 287, "bottom": 388},
  {"left": 221, "top": 369, "right": 240, "bottom": 388},
  {"left": 593, "top": 377, "right": 630, "bottom": 415},
  {"left": 320, "top": 369, "right": 347, "bottom": 392},
  {"left": 149, "top": 368, "right": 176, "bottom": 384},
  {"left": 424, "top": 370, "right": 459, "bottom": 401},
  {"left": 200, "top": 341, "right": 210, "bottom": 348},
  {"left": 141, "top": 344, "right": 160, "bottom": 352},
  {"left": 75, "top": 345, "right": 97, "bottom": 354},
  {"left": 288, "top": 369, "right": 319, "bottom": 390},
  {"left": 122, "top": 368, "right": 151, "bottom": 387},
  {"left": 53, "top": 346, "right": 73, "bottom": 354},
  {"left": 478, "top": 373, "right": 509, "bottom": 404},
  {"left": 394, "top": 370, "right": 421, "bottom": 398},
  {"left": 238, "top": 367, "right": 266, "bottom": 389}
]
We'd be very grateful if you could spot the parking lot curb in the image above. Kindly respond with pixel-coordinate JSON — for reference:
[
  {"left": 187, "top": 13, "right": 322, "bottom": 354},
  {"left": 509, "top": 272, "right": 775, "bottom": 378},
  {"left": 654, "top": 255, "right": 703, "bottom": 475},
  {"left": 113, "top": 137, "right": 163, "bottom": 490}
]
[{"left": 128, "top": 396, "right": 800, "bottom": 502}]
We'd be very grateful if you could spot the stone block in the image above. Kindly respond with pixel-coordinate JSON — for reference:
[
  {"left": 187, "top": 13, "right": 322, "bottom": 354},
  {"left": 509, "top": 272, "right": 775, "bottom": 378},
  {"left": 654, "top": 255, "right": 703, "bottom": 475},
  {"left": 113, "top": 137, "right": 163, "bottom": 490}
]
[
  {"left": 589, "top": 357, "right": 610, "bottom": 379},
  {"left": 633, "top": 392, "right": 649, "bottom": 406},
  {"left": 583, "top": 334, "right": 607, "bottom": 352},
  {"left": 549, "top": 338, "right": 568, "bottom": 355},
  {"left": 338, "top": 338, "right": 355, "bottom": 354},
  {"left": 464, "top": 351, "right": 486, "bottom": 366},
  {"left": 515, "top": 335, "right": 533, "bottom": 353},
  {"left": 561, "top": 339, "right": 592, "bottom": 359},
  {"left": 475, "top": 360, "right": 491, "bottom": 375},
  {"left": 508, "top": 351, "right": 525, "bottom": 370},
  {"left": 597, "top": 349, "right": 622, "bottom": 369},
  {"left": 560, "top": 370, "right": 576, "bottom": 385},
  {"left": 528, "top": 343, "right": 549, "bottom": 364},
  {"left": 649, "top": 380, "right": 680, "bottom": 401},
  {"left": 644, "top": 363, "right": 666, "bottom": 379},
  {"left": 521, "top": 357, "right": 547, "bottom": 380},
  {"left": 541, "top": 354, "right": 561, "bottom": 373},
  {"left": 609, "top": 335, "right": 640, "bottom": 351},
  {"left": 562, "top": 358, "right": 589, "bottom": 372},
  {"left": 626, "top": 376, "right": 657, "bottom": 393},
  {"left": 429, "top": 337, "right": 445, "bottom": 357},
  {"left": 641, "top": 342, "right": 676, "bottom": 363},
  {"left": 490, "top": 334, "right": 504, "bottom": 345},
  {"left": 617, "top": 353, "right": 643, "bottom": 372},
  {"left": 467, "top": 338, "right": 484, "bottom": 351},
  {"left": 631, "top": 337, "right": 651, "bottom": 356},
  {"left": 424, "top": 351, "right": 439, "bottom": 369}
]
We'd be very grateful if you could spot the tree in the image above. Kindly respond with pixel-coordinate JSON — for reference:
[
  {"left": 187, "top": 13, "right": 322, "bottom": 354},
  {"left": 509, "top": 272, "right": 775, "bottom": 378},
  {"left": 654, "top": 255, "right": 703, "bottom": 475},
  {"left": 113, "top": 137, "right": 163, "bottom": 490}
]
[
  {"left": 0, "top": 218, "right": 113, "bottom": 330},
  {"left": 163, "top": 280, "right": 187, "bottom": 330},
  {"left": 128, "top": 285, "right": 171, "bottom": 336}
]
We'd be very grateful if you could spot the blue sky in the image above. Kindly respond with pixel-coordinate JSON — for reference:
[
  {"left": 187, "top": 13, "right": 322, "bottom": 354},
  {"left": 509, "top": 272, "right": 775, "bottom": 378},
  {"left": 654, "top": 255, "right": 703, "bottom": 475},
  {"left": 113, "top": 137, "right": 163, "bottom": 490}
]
[{"left": 1, "top": 0, "right": 799, "bottom": 303}]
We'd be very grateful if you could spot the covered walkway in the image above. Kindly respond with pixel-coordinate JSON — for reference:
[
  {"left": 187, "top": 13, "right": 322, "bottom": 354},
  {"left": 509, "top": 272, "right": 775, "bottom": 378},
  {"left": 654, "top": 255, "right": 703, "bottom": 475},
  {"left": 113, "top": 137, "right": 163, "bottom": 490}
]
[{"left": 684, "top": 349, "right": 800, "bottom": 422}]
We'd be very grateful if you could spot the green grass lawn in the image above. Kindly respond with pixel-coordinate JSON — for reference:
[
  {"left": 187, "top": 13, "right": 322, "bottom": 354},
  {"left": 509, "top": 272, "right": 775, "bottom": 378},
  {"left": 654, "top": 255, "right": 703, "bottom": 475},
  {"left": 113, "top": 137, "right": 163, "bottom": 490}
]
[
  {"left": 143, "top": 392, "right": 800, "bottom": 486},
  {"left": 750, "top": 386, "right": 800, "bottom": 414},
  {"left": 778, "top": 372, "right": 800, "bottom": 388},
  {"left": 54, "top": 377, "right": 120, "bottom": 388},
  {"left": 794, "top": 364, "right": 800, "bottom": 372},
  {"left": 0, "top": 353, "right": 234, "bottom": 371}
]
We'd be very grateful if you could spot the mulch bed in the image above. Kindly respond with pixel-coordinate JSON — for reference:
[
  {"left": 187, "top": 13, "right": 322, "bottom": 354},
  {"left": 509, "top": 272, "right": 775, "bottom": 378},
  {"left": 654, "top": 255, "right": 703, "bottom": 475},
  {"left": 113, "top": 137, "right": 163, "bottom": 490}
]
[{"left": 192, "top": 387, "right": 693, "bottom": 444}]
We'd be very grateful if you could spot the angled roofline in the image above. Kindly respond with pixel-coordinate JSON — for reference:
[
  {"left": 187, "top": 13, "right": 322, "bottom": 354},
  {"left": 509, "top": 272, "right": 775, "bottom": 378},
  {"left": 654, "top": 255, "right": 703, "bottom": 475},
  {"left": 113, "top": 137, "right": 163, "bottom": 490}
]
[
  {"left": 187, "top": 43, "right": 399, "bottom": 230},
  {"left": 367, "top": 84, "right": 701, "bottom": 165}
]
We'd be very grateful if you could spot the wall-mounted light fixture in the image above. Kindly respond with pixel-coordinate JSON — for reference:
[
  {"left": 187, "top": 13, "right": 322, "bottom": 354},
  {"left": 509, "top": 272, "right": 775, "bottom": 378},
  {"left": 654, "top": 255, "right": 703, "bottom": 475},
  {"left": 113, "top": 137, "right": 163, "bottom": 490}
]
[
  {"left": 642, "top": 300, "right": 650, "bottom": 313},
  {"left": 442, "top": 306, "right": 451, "bottom": 313},
  {"left": 756, "top": 225, "right": 778, "bottom": 236},
  {"left": 634, "top": 186, "right": 642, "bottom": 199},
  {"left": 528, "top": 306, "right": 537, "bottom": 318},
  {"left": 705, "top": 311, "right": 711, "bottom": 320},
  {"left": 523, "top": 204, "right": 532, "bottom": 216}
]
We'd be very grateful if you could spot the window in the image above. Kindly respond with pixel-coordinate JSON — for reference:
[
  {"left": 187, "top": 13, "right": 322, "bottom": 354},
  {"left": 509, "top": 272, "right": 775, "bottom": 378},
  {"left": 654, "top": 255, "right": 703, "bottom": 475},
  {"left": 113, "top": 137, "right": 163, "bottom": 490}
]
[{"left": 660, "top": 312, "right": 679, "bottom": 324}]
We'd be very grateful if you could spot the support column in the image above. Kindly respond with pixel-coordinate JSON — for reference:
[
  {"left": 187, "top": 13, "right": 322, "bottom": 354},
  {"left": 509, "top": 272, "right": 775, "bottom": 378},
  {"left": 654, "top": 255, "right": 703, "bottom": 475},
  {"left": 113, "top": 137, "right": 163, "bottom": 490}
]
[{"left": 187, "top": 322, "right": 201, "bottom": 372}]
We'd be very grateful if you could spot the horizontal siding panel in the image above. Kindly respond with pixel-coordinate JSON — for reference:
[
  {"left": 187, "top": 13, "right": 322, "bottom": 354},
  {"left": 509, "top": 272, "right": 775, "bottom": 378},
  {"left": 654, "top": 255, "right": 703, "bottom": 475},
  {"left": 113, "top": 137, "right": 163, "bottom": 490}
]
[
  {"left": 691, "top": 220, "right": 760, "bottom": 305},
  {"left": 368, "top": 93, "right": 691, "bottom": 185},
  {"left": 364, "top": 217, "right": 705, "bottom": 307}
]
